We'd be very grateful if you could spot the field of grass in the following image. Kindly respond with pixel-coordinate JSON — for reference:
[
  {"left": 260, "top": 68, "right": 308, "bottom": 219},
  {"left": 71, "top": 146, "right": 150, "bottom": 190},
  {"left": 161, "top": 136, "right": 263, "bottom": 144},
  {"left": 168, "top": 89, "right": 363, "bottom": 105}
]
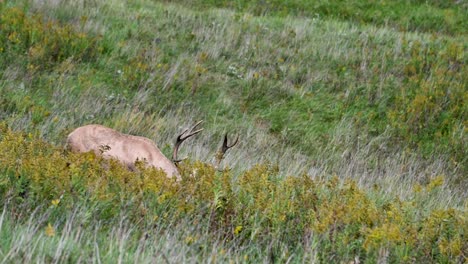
[
  {"left": 0, "top": 0, "right": 466, "bottom": 262},
  {"left": 160, "top": 0, "right": 468, "bottom": 35}
]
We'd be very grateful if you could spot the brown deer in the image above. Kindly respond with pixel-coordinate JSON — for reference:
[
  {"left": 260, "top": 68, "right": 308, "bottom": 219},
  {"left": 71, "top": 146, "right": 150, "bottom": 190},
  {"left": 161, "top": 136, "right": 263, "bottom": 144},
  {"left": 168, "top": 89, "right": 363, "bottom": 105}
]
[{"left": 66, "top": 121, "right": 238, "bottom": 179}]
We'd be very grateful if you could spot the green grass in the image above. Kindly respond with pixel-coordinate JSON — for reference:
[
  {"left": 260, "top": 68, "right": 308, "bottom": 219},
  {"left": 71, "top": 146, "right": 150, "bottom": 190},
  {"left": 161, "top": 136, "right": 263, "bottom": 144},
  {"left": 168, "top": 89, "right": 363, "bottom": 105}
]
[
  {"left": 0, "top": 0, "right": 467, "bottom": 262},
  {"left": 0, "top": 128, "right": 466, "bottom": 263},
  {"left": 158, "top": 0, "right": 468, "bottom": 35}
]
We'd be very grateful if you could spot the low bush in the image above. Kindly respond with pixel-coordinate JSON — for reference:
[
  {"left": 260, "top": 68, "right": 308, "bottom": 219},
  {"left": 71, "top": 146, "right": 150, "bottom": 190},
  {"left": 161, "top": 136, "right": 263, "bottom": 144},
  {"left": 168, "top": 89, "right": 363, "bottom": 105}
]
[
  {"left": 0, "top": 126, "right": 465, "bottom": 262},
  {"left": 0, "top": 7, "right": 102, "bottom": 72}
]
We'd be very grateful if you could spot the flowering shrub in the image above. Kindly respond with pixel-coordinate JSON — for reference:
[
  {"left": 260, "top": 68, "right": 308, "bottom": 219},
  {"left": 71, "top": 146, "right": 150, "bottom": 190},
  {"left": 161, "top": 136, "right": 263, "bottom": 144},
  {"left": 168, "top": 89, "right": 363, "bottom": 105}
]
[
  {"left": 388, "top": 39, "right": 467, "bottom": 159},
  {"left": 0, "top": 125, "right": 465, "bottom": 262},
  {"left": 0, "top": 7, "right": 101, "bottom": 71}
]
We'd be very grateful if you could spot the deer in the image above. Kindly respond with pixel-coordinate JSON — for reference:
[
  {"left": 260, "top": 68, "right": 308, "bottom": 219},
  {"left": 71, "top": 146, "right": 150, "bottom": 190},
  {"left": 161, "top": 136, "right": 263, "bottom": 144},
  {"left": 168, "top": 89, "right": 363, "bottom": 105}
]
[{"left": 66, "top": 121, "right": 238, "bottom": 180}]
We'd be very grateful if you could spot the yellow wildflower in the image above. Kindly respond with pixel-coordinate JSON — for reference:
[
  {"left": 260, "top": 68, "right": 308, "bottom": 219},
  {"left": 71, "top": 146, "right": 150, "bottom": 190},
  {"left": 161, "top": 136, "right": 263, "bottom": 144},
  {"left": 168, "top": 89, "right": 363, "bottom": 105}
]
[
  {"left": 427, "top": 175, "right": 444, "bottom": 191},
  {"left": 45, "top": 223, "right": 55, "bottom": 237},
  {"left": 51, "top": 199, "right": 60, "bottom": 206},
  {"left": 234, "top": 225, "right": 243, "bottom": 235},
  {"left": 185, "top": 235, "right": 196, "bottom": 245}
]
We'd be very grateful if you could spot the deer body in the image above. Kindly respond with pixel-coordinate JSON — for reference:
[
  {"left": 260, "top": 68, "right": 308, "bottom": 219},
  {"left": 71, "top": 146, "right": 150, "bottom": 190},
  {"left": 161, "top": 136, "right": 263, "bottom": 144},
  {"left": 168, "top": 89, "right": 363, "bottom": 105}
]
[
  {"left": 67, "top": 121, "right": 237, "bottom": 179},
  {"left": 67, "top": 125, "right": 179, "bottom": 177}
]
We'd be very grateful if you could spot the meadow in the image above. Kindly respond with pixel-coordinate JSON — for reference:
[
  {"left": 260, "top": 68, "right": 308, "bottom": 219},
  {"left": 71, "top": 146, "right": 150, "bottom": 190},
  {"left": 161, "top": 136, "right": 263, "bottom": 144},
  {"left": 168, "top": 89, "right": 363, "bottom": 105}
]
[{"left": 0, "top": 0, "right": 466, "bottom": 262}]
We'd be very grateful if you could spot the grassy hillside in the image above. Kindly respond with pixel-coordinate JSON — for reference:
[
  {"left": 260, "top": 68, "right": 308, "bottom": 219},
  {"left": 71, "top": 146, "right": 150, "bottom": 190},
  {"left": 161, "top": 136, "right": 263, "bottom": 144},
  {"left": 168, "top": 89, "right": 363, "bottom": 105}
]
[
  {"left": 0, "top": 0, "right": 467, "bottom": 262},
  {"left": 160, "top": 0, "right": 468, "bottom": 35}
]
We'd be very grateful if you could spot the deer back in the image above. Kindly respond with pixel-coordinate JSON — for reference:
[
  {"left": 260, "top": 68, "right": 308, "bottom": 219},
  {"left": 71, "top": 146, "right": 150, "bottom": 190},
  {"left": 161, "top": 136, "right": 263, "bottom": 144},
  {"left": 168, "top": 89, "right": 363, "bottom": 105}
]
[{"left": 67, "top": 124, "right": 179, "bottom": 178}]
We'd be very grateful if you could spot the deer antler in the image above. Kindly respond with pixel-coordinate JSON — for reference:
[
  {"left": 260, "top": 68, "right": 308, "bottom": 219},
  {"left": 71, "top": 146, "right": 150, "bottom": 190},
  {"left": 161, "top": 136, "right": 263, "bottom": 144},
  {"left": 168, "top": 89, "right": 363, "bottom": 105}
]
[
  {"left": 173, "top": 120, "right": 203, "bottom": 163},
  {"left": 215, "top": 133, "right": 239, "bottom": 170}
]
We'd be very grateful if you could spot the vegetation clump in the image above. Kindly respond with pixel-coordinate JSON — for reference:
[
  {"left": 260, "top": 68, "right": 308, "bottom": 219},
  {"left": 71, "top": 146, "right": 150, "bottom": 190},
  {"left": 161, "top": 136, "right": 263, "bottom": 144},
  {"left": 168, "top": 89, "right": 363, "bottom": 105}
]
[
  {"left": 159, "top": 0, "right": 468, "bottom": 35},
  {"left": 0, "top": 7, "right": 102, "bottom": 72},
  {"left": 0, "top": 127, "right": 466, "bottom": 262}
]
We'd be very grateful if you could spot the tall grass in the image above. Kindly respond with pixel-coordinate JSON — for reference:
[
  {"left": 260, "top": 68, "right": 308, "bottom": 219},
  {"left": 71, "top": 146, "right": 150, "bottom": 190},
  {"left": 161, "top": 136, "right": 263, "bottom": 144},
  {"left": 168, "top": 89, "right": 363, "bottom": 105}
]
[
  {"left": 156, "top": 0, "right": 468, "bottom": 35},
  {"left": 0, "top": 127, "right": 466, "bottom": 263}
]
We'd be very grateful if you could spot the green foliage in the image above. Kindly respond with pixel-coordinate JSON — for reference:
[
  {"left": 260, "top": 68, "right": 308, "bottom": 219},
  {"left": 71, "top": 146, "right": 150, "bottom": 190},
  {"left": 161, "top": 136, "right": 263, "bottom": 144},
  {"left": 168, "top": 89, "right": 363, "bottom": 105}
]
[
  {"left": 388, "top": 39, "right": 467, "bottom": 161},
  {"left": 0, "top": 7, "right": 102, "bottom": 72},
  {"left": 0, "top": 127, "right": 466, "bottom": 262},
  {"left": 158, "top": 0, "right": 468, "bottom": 35},
  {"left": 0, "top": 1, "right": 466, "bottom": 169}
]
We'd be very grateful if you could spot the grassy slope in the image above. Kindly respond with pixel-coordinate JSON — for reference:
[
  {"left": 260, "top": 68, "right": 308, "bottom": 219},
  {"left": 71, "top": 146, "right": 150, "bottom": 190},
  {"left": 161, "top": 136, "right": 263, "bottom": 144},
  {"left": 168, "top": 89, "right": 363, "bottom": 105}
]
[
  {"left": 1, "top": 0, "right": 466, "bottom": 179},
  {"left": 0, "top": 0, "right": 467, "bottom": 262},
  {"left": 0, "top": 128, "right": 465, "bottom": 263},
  {"left": 159, "top": 0, "right": 468, "bottom": 35}
]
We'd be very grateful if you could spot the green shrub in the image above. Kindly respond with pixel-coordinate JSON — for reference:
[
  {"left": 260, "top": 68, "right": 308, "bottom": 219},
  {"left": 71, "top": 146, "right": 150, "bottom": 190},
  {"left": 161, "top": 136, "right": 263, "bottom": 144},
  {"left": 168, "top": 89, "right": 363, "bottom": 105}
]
[
  {"left": 157, "top": 0, "right": 468, "bottom": 35},
  {"left": 0, "top": 126, "right": 465, "bottom": 262},
  {"left": 0, "top": 7, "right": 102, "bottom": 72},
  {"left": 388, "top": 39, "right": 467, "bottom": 160}
]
